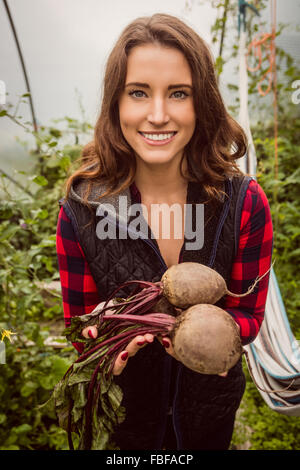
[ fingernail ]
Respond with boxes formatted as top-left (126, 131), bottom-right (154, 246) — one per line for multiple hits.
top-left (137, 341), bottom-right (145, 346)
top-left (121, 351), bottom-right (129, 361)
top-left (88, 329), bottom-right (95, 339)
top-left (162, 339), bottom-right (170, 349)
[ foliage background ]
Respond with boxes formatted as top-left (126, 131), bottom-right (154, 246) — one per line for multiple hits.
top-left (0, 0), bottom-right (299, 450)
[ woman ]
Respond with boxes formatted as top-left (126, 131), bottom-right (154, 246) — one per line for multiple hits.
top-left (56, 13), bottom-right (273, 450)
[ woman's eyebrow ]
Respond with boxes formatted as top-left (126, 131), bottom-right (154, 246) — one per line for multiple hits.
top-left (125, 82), bottom-right (193, 90)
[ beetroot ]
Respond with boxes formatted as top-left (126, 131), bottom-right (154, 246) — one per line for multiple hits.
top-left (171, 304), bottom-right (243, 374)
top-left (161, 262), bottom-right (271, 308)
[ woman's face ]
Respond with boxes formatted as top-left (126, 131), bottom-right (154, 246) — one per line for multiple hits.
top-left (118, 44), bottom-right (196, 169)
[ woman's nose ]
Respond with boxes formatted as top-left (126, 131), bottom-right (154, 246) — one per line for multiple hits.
top-left (147, 98), bottom-right (170, 126)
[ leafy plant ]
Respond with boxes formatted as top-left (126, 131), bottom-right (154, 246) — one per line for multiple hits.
top-left (0, 95), bottom-right (92, 449)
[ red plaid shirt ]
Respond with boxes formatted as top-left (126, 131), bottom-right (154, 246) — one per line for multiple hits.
top-left (56, 179), bottom-right (273, 351)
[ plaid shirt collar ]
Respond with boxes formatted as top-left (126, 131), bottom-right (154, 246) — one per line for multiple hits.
top-left (129, 182), bottom-right (141, 204)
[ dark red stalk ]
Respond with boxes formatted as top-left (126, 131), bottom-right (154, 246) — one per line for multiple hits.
top-left (103, 288), bottom-right (157, 311)
top-left (118, 292), bottom-right (162, 316)
top-left (102, 312), bottom-right (175, 328)
top-left (67, 399), bottom-right (75, 451)
top-left (84, 360), bottom-right (103, 449)
top-left (97, 288), bottom-right (162, 324)
top-left (103, 280), bottom-right (161, 308)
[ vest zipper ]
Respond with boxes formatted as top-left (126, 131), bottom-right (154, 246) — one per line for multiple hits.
top-left (110, 212), bottom-right (168, 272)
top-left (172, 365), bottom-right (182, 449)
top-left (142, 238), bottom-right (168, 271)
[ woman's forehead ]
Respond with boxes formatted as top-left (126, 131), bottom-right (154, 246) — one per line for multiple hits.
top-left (125, 44), bottom-right (192, 85)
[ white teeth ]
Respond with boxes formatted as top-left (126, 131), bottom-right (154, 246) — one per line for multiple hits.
top-left (141, 132), bottom-right (175, 141)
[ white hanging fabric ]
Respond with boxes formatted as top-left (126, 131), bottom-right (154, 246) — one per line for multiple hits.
top-left (237, 28), bottom-right (300, 416)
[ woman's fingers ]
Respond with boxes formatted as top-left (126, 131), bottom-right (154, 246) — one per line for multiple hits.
top-left (112, 350), bottom-right (130, 376)
top-left (218, 371), bottom-right (228, 377)
top-left (81, 300), bottom-right (116, 339)
top-left (160, 336), bottom-right (228, 376)
top-left (82, 325), bottom-right (98, 339)
top-left (112, 334), bottom-right (154, 376)
top-left (159, 336), bottom-right (180, 361)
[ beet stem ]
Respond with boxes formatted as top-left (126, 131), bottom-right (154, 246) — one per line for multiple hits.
top-left (67, 399), bottom-right (74, 451)
top-left (102, 312), bottom-right (174, 326)
top-left (103, 280), bottom-right (160, 308)
top-left (84, 361), bottom-right (102, 450)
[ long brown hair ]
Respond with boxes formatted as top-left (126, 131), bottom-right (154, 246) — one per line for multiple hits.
top-left (65, 13), bottom-right (247, 204)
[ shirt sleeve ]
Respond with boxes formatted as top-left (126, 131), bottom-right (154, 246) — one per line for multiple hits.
top-left (224, 179), bottom-right (273, 345)
top-left (56, 204), bottom-right (102, 353)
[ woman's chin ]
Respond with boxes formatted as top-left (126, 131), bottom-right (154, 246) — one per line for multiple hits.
top-left (135, 151), bottom-right (183, 168)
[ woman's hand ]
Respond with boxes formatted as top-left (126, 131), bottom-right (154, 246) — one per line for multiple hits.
top-left (81, 300), bottom-right (155, 376)
top-left (111, 333), bottom-right (154, 375)
top-left (81, 300), bottom-right (116, 340)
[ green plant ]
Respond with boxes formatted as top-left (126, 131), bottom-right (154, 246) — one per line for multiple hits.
top-left (0, 335), bottom-right (77, 450)
top-left (0, 95), bottom-right (92, 449)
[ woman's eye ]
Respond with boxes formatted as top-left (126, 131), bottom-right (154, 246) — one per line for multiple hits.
top-left (171, 90), bottom-right (188, 99)
top-left (129, 90), bottom-right (146, 98)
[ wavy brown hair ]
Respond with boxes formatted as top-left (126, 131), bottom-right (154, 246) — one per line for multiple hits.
top-left (65, 13), bottom-right (247, 204)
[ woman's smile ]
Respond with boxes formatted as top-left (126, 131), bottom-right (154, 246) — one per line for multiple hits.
top-left (138, 131), bottom-right (177, 145)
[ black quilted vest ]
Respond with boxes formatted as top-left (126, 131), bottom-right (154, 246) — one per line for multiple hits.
top-left (59, 174), bottom-right (252, 450)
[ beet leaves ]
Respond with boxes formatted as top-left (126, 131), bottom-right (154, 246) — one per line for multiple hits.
top-left (42, 282), bottom-right (176, 450)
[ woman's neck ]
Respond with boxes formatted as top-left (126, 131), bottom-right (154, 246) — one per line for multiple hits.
top-left (134, 159), bottom-right (189, 204)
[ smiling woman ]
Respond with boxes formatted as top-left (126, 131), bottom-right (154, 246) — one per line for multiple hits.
top-left (56, 13), bottom-right (273, 450)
